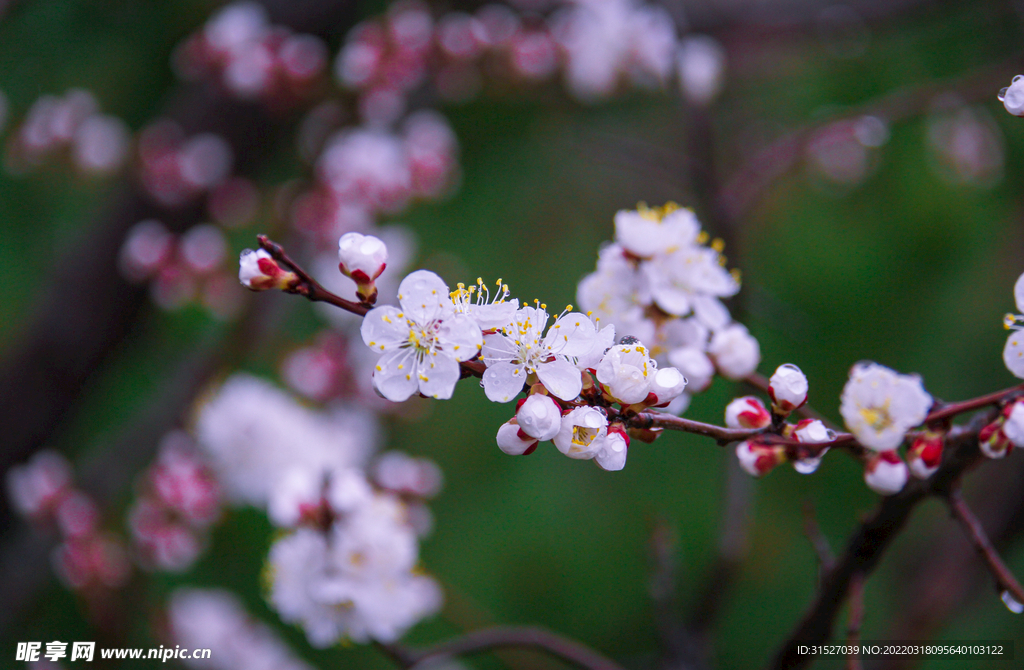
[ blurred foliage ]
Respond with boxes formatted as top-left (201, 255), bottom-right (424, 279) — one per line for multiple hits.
top-left (2, 0), bottom-right (1024, 668)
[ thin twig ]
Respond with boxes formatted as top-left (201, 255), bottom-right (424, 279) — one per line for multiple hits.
top-left (924, 383), bottom-right (1024, 424)
top-left (801, 500), bottom-right (835, 573)
top-left (946, 489), bottom-right (1024, 607)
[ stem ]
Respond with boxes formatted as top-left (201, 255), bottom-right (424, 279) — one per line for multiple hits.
top-left (946, 489), bottom-right (1024, 606)
top-left (846, 573), bottom-right (864, 670)
top-left (925, 383), bottom-right (1024, 424)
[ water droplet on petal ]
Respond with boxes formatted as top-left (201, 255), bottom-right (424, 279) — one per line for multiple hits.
top-left (1001, 590), bottom-right (1024, 614)
top-left (998, 87), bottom-right (1009, 102)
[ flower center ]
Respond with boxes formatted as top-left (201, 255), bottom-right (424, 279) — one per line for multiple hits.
top-left (572, 424), bottom-right (598, 447)
top-left (860, 405), bottom-right (893, 432)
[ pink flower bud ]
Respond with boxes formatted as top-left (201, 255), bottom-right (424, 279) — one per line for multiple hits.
top-left (864, 450), bottom-right (908, 495)
top-left (768, 363), bottom-right (808, 415)
top-left (724, 396), bottom-right (771, 430)
top-left (238, 248), bottom-right (298, 291)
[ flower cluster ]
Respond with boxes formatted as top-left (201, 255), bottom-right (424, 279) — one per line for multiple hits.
top-left (120, 220), bottom-right (243, 318)
top-left (168, 588), bottom-right (314, 670)
top-left (4, 88), bottom-right (129, 176)
top-left (1003, 271), bottom-right (1024, 379)
top-left (6, 451), bottom-right (131, 592)
top-left (173, 1), bottom-right (328, 104)
top-left (292, 113), bottom-right (459, 249)
top-left (266, 467), bottom-right (442, 646)
top-left (193, 373), bottom-right (441, 645)
top-left (128, 432), bottom-right (222, 572)
top-left (137, 120), bottom-right (234, 207)
top-left (578, 203), bottom-right (758, 406)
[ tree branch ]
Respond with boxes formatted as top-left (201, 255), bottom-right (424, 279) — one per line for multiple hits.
top-left (769, 410), bottom-right (995, 670)
top-left (945, 489), bottom-right (1024, 607)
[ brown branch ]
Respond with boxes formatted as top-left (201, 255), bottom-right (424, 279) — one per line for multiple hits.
top-left (801, 500), bottom-right (835, 574)
top-left (924, 383), bottom-right (1024, 424)
top-left (381, 626), bottom-right (626, 670)
top-left (945, 489), bottom-right (1024, 607)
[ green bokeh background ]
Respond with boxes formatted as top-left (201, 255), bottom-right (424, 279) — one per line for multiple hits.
top-left (2, 0), bottom-right (1023, 668)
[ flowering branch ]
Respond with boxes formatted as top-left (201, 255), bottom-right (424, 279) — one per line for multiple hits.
top-left (771, 410), bottom-right (995, 670)
top-left (925, 383), bottom-right (1024, 424)
top-left (945, 488), bottom-right (1024, 607)
top-left (380, 626), bottom-right (626, 670)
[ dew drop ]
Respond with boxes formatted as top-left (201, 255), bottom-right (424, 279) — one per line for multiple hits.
top-left (998, 87), bottom-right (1009, 102)
top-left (794, 457), bottom-right (822, 475)
top-left (1001, 590), bottom-right (1024, 614)
top-left (1014, 75), bottom-right (1023, 83)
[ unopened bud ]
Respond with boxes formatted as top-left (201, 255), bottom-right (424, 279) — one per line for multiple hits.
top-left (736, 439), bottom-right (786, 477)
top-left (338, 232), bottom-right (387, 304)
top-left (864, 450), bottom-right (908, 495)
top-left (516, 394), bottom-right (561, 441)
top-left (595, 423), bottom-right (629, 471)
top-left (647, 366), bottom-right (687, 406)
top-left (496, 419), bottom-right (538, 456)
top-left (238, 248), bottom-right (298, 291)
top-left (768, 363), bottom-right (808, 415)
top-left (1001, 399), bottom-right (1024, 448)
top-left (724, 396), bottom-right (771, 430)
top-left (907, 430), bottom-right (944, 479)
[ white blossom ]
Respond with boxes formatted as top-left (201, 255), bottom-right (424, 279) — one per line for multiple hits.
top-left (794, 419), bottom-right (832, 444)
top-left (708, 324), bottom-right (760, 380)
top-left (677, 35), bottom-right (726, 105)
top-left (1002, 272), bottom-right (1024, 379)
top-left (168, 588), bottom-right (314, 670)
top-left (361, 270), bottom-right (483, 401)
top-left (516, 394), bottom-right (562, 441)
top-left (1001, 75), bottom-right (1024, 116)
top-left (450, 278), bottom-right (519, 331)
top-left (596, 341), bottom-right (656, 404)
top-left (613, 206), bottom-right (698, 259)
top-left (195, 374), bottom-right (374, 506)
top-left (864, 451), bottom-right (908, 496)
top-left (667, 346), bottom-right (715, 393)
top-left (480, 305), bottom-right (595, 402)
top-left (553, 406), bottom-right (607, 459)
top-left (839, 362), bottom-right (932, 451)
top-left (595, 425), bottom-right (628, 471)
top-left (574, 322), bottom-right (616, 371)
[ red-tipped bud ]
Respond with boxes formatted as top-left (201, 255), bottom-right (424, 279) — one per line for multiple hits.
top-left (864, 450), bottom-right (908, 495)
top-left (238, 249), bottom-right (298, 291)
top-left (725, 396), bottom-right (771, 430)
top-left (907, 430), bottom-right (944, 479)
top-left (735, 439), bottom-right (786, 477)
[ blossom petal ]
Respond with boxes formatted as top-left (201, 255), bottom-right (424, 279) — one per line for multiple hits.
top-left (360, 306), bottom-right (408, 353)
top-left (438, 314), bottom-right (483, 362)
top-left (1005, 331), bottom-right (1024, 379)
top-left (481, 331), bottom-right (518, 364)
top-left (544, 312), bottom-right (597, 357)
top-left (373, 349), bottom-right (420, 401)
top-left (397, 270), bottom-right (451, 324)
top-left (537, 358), bottom-right (583, 401)
top-left (482, 362), bottom-right (527, 403)
top-left (417, 353), bottom-right (461, 400)
top-left (1016, 272), bottom-right (1024, 312)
